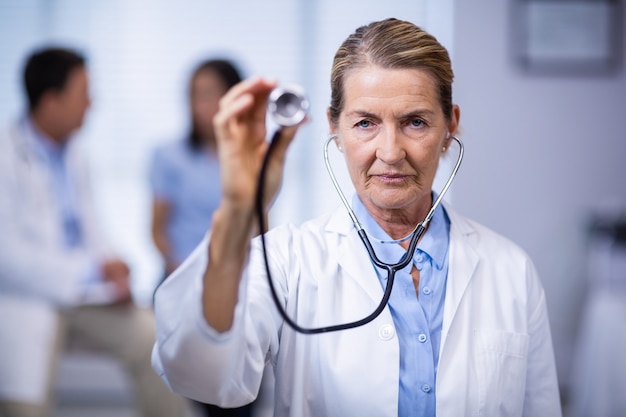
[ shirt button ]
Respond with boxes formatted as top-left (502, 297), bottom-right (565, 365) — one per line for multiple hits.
top-left (378, 324), bottom-right (395, 341)
top-left (418, 333), bottom-right (427, 343)
top-left (422, 384), bottom-right (432, 393)
top-left (422, 286), bottom-right (432, 295)
top-left (415, 253), bottom-right (424, 262)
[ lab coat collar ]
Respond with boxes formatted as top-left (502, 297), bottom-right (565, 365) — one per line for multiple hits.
top-left (21, 116), bottom-right (69, 162)
top-left (326, 206), bottom-right (387, 304)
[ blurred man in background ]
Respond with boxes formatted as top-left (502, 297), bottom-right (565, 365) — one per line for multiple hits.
top-left (0, 47), bottom-right (185, 417)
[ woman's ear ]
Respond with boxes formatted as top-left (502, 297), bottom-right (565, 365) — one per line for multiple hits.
top-left (326, 108), bottom-right (337, 135)
top-left (444, 104), bottom-right (461, 149)
top-left (327, 108), bottom-right (343, 152)
top-left (335, 137), bottom-right (343, 153)
top-left (449, 104), bottom-right (461, 137)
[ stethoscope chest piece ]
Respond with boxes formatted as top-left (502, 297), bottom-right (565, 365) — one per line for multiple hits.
top-left (268, 85), bottom-right (309, 127)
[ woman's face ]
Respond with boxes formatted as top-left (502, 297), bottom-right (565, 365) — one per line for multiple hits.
top-left (190, 69), bottom-right (228, 140)
top-left (330, 65), bottom-right (459, 221)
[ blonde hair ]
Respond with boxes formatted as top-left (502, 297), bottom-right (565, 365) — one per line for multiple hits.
top-left (329, 18), bottom-right (454, 125)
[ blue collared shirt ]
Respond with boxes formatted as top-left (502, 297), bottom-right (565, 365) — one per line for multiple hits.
top-left (353, 194), bottom-right (450, 417)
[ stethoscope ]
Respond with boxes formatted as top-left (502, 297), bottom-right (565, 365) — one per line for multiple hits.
top-left (256, 86), bottom-right (464, 334)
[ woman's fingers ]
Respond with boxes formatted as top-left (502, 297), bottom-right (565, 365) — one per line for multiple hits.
top-left (222, 76), bottom-right (276, 104)
top-left (213, 78), bottom-right (279, 158)
top-left (215, 77), bottom-right (276, 127)
top-left (212, 76), bottom-right (306, 212)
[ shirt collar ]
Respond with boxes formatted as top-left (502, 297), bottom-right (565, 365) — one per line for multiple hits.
top-left (21, 115), bottom-right (68, 163)
top-left (351, 193), bottom-right (450, 270)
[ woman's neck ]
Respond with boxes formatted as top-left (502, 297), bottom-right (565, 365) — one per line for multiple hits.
top-left (365, 197), bottom-right (432, 243)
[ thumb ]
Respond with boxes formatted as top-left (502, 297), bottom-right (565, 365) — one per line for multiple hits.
top-left (269, 119), bottom-right (306, 164)
top-left (257, 123), bottom-right (305, 211)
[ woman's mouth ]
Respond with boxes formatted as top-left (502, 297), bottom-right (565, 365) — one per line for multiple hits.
top-left (374, 174), bottom-right (409, 185)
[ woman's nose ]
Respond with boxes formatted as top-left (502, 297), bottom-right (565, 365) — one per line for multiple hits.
top-left (375, 128), bottom-right (405, 164)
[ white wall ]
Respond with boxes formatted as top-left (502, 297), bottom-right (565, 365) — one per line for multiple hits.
top-left (0, 0), bottom-right (453, 304)
top-left (452, 0), bottom-right (626, 398)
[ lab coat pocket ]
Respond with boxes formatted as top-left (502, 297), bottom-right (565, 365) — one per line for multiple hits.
top-left (474, 328), bottom-right (529, 417)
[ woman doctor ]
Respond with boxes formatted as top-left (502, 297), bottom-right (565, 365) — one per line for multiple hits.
top-left (152, 18), bottom-right (562, 417)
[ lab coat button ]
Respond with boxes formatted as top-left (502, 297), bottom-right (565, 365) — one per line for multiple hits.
top-left (379, 324), bottom-right (395, 340)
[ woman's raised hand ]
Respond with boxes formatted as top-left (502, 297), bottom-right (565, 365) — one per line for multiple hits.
top-left (204, 77), bottom-right (304, 331)
top-left (213, 77), bottom-right (303, 216)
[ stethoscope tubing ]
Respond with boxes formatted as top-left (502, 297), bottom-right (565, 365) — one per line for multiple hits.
top-left (255, 131), bottom-right (464, 334)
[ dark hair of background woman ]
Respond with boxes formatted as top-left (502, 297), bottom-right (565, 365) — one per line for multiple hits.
top-left (188, 59), bottom-right (242, 150)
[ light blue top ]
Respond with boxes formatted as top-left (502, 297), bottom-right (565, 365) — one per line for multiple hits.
top-left (353, 194), bottom-right (450, 417)
top-left (149, 140), bottom-right (221, 266)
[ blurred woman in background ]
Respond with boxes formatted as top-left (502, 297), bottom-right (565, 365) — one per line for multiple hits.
top-left (149, 58), bottom-right (253, 417)
top-left (150, 59), bottom-right (242, 277)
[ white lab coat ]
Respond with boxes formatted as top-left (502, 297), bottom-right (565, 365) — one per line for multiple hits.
top-left (152, 204), bottom-right (562, 417)
top-left (0, 124), bottom-right (111, 402)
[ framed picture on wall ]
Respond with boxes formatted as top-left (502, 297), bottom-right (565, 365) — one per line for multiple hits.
top-left (512, 0), bottom-right (623, 75)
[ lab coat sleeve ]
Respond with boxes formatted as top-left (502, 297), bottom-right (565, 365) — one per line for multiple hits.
top-left (523, 259), bottom-right (562, 417)
top-left (152, 232), bottom-right (283, 407)
top-left (0, 133), bottom-right (95, 306)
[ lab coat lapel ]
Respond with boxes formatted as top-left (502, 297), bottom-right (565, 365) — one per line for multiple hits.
top-left (327, 207), bottom-right (385, 303)
top-left (440, 205), bottom-right (479, 350)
